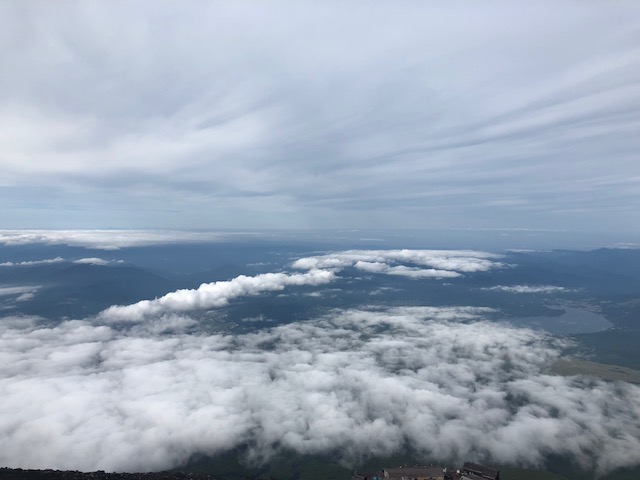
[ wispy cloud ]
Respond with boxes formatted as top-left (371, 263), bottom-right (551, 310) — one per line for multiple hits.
top-left (73, 257), bottom-right (123, 266)
top-left (0, 230), bottom-right (248, 249)
top-left (483, 285), bottom-right (569, 294)
top-left (0, 256), bottom-right (123, 267)
top-left (0, 257), bottom-right (65, 267)
top-left (0, 285), bottom-right (40, 297)
top-left (0, 285), bottom-right (40, 304)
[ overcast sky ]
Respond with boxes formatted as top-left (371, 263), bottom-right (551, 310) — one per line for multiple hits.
top-left (1, 1), bottom-right (639, 236)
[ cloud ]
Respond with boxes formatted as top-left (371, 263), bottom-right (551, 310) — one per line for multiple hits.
top-left (73, 257), bottom-right (123, 266)
top-left (0, 256), bottom-right (122, 267)
top-left (15, 292), bottom-right (35, 302)
top-left (0, 249), bottom-right (638, 475)
top-left (0, 286), bottom-right (39, 297)
top-left (0, 257), bottom-right (65, 267)
top-left (99, 269), bottom-right (336, 323)
top-left (355, 261), bottom-right (461, 279)
top-left (0, 230), bottom-right (250, 249)
top-left (484, 285), bottom-right (569, 294)
top-left (0, 285), bottom-right (40, 303)
top-left (293, 249), bottom-right (503, 278)
top-left (608, 243), bottom-right (640, 250)
top-left (0, 306), bottom-right (639, 474)
top-left (0, 2), bottom-right (639, 232)
top-left (73, 257), bottom-right (110, 265)
top-left (97, 248), bottom-right (499, 323)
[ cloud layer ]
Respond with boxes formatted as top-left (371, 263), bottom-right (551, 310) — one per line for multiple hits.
top-left (2, 249), bottom-right (639, 475)
top-left (1, 307), bottom-right (639, 474)
top-left (1, 2), bottom-right (639, 232)
top-left (99, 248), bottom-right (501, 322)
top-left (0, 255), bottom-right (121, 267)
top-left (0, 230), bottom-right (246, 249)
top-left (0, 257), bottom-right (65, 267)
top-left (292, 249), bottom-right (503, 278)
top-left (0, 286), bottom-right (38, 297)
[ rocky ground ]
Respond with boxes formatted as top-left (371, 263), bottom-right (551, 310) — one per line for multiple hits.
top-left (0, 469), bottom-right (217, 480)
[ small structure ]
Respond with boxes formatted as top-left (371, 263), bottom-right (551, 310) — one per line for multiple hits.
top-left (354, 461), bottom-right (498, 480)
top-left (459, 463), bottom-right (500, 480)
top-left (352, 471), bottom-right (384, 480)
top-left (383, 466), bottom-right (446, 480)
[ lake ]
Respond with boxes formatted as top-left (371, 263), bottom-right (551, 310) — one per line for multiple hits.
top-left (509, 306), bottom-right (614, 334)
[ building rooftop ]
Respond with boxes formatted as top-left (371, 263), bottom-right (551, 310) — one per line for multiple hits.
top-left (461, 462), bottom-right (499, 480)
top-left (384, 466), bottom-right (445, 479)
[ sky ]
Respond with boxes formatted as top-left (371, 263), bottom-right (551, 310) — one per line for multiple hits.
top-left (1, 1), bottom-right (639, 236)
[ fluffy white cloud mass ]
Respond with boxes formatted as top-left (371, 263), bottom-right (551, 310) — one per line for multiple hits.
top-left (100, 249), bottom-right (500, 322)
top-left (99, 269), bottom-right (336, 322)
top-left (1, 251), bottom-right (638, 474)
top-left (485, 285), bottom-right (569, 294)
top-left (293, 249), bottom-right (503, 278)
top-left (1, 307), bottom-right (639, 474)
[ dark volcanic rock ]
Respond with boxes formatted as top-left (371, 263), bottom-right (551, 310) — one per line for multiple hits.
top-left (0, 468), bottom-right (217, 480)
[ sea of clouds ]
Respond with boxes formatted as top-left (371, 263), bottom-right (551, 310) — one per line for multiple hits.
top-left (1, 249), bottom-right (639, 474)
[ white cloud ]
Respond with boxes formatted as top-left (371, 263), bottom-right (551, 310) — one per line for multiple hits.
top-left (96, 248), bottom-right (500, 322)
top-left (73, 257), bottom-right (122, 266)
top-left (0, 286), bottom-right (39, 297)
top-left (385, 265), bottom-right (461, 279)
top-left (485, 285), bottom-right (569, 294)
top-left (0, 255), bottom-right (123, 267)
top-left (15, 293), bottom-right (35, 302)
top-left (0, 230), bottom-right (251, 249)
top-left (99, 269), bottom-right (336, 322)
top-left (0, 248), bottom-right (637, 475)
top-left (355, 261), bottom-right (461, 279)
top-left (0, 306), bottom-right (638, 474)
top-left (0, 286), bottom-right (40, 303)
top-left (293, 249), bottom-right (503, 278)
top-left (0, 257), bottom-right (65, 267)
